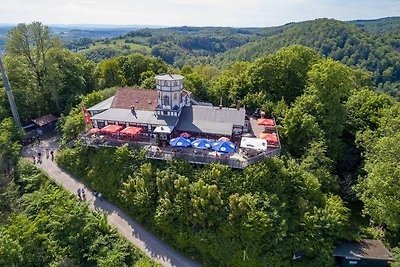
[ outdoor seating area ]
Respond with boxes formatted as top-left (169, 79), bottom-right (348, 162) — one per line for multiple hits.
top-left (81, 125), bottom-right (152, 148)
top-left (80, 114), bottom-right (281, 169)
top-left (145, 129), bottom-right (281, 169)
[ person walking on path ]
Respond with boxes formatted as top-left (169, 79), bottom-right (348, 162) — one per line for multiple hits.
top-left (77, 188), bottom-right (81, 200)
top-left (81, 188), bottom-right (86, 201)
top-left (45, 148), bottom-right (49, 159)
top-left (50, 150), bottom-right (54, 161)
top-left (32, 155), bottom-right (36, 164)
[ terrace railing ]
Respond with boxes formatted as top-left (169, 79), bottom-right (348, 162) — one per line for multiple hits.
top-left (80, 134), bottom-right (281, 169)
top-left (146, 148), bottom-right (281, 169)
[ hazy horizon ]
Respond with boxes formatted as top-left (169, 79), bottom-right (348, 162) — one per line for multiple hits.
top-left (0, 16), bottom-right (399, 30)
top-left (1, 0), bottom-right (400, 28)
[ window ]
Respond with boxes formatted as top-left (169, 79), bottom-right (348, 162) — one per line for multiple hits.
top-left (173, 93), bottom-right (178, 100)
top-left (97, 121), bottom-right (105, 128)
top-left (158, 92), bottom-right (161, 99)
top-left (164, 80), bottom-right (168, 86)
top-left (163, 111), bottom-right (168, 115)
top-left (163, 95), bottom-right (169, 106)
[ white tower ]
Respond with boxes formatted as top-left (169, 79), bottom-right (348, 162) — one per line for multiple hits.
top-left (155, 74), bottom-right (186, 117)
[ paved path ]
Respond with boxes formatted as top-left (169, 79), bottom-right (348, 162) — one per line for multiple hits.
top-left (22, 137), bottom-right (201, 267)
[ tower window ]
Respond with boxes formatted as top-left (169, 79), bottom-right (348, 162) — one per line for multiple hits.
top-left (163, 95), bottom-right (169, 106)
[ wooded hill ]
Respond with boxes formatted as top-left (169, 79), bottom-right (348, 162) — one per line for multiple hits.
top-left (215, 18), bottom-right (400, 98)
top-left (70, 17), bottom-right (400, 99)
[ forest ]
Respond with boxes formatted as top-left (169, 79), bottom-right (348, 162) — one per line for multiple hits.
top-left (0, 120), bottom-right (156, 266)
top-left (63, 17), bottom-right (400, 99)
top-left (0, 20), bottom-right (399, 266)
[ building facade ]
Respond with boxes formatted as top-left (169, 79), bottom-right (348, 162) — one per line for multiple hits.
top-left (88, 74), bottom-right (247, 142)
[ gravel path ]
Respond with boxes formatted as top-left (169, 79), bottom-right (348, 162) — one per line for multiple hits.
top-left (22, 136), bottom-right (201, 267)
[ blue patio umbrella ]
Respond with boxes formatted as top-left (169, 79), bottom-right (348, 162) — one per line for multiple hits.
top-left (212, 141), bottom-right (236, 153)
top-left (169, 137), bottom-right (192, 147)
top-left (191, 138), bottom-right (213, 149)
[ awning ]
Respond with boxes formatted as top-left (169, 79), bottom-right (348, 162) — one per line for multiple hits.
top-left (180, 132), bottom-right (191, 138)
top-left (154, 125), bottom-right (174, 134)
top-left (100, 124), bottom-right (123, 134)
top-left (89, 128), bottom-right (100, 134)
top-left (240, 137), bottom-right (267, 151)
top-left (120, 126), bottom-right (143, 136)
top-left (259, 133), bottom-right (278, 143)
top-left (258, 118), bottom-right (275, 126)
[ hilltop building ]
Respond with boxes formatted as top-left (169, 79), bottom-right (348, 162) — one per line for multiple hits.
top-left (88, 74), bottom-right (247, 142)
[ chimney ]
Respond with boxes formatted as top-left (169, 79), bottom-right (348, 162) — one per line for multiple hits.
top-left (236, 100), bottom-right (240, 110)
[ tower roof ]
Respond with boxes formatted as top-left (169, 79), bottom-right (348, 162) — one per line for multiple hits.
top-left (155, 74), bottom-right (184, 80)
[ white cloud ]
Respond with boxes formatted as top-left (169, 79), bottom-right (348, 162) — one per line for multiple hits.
top-left (0, 0), bottom-right (399, 26)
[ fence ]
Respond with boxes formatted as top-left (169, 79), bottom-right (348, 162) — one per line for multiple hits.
top-left (146, 148), bottom-right (281, 169)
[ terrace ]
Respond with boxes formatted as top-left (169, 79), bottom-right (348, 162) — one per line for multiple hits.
top-left (79, 117), bottom-right (281, 169)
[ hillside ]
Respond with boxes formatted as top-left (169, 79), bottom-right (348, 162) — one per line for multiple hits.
top-left (215, 18), bottom-right (400, 98)
top-left (77, 26), bottom-right (269, 65)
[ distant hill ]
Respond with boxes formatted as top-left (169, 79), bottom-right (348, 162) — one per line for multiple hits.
top-left (0, 25), bottom-right (138, 53)
top-left (349, 17), bottom-right (400, 35)
top-left (2, 18), bottom-right (400, 98)
top-left (214, 18), bottom-right (400, 98)
top-left (78, 26), bottom-right (269, 64)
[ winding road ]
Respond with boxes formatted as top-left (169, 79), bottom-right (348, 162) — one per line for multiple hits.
top-left (22, 136), bottom-right (201, 267)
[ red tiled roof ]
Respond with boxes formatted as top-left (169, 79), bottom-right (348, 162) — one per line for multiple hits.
top-left (111, 88), bottom-right (158, 111)
top-left (32, 114), bottom-right (58, 127)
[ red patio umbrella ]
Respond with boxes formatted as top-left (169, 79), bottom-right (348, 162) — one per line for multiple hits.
top-left (88, 127), bottom-right (100, 134)
top-left (259, 133), bottom-right (278, 143)
top-left (180, 132), bottom-right (191, 138)
top-left (100, 125), bottom-right (123, 134)
top-left (120, 126), bottom-right (143, 137)
top-left (258, 118), bottom-right (275, 126)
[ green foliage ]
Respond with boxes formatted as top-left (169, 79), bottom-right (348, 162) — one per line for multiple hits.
top-left (0, 118), bottom-right (22, 171)
top-left (59, 87), bottom-right (117, 143)
top-left (345, 88), bottom-right (395, 135)
top-left (249, 45), bottom-right (321, 104)
top-left (216, 18), bottom-right (400, 99)
top-left (4, 22), bottom-right (97, 121)
top-left (0, 160), bottom-right (157, 267)
top-left (356, 131), bottom-right (400, 229)
top-left (96, 58), bottom-right (126, 88)
top-left (58, 144), bottom-right (350, 266)
top-left (280, 58), bottom-right (364, 160)
top-left (210, 61), bottom-right (252, 105)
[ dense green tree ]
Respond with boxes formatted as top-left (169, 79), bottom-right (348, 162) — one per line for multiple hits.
top-left (345, 88), bottom-right (395, 135)
top-left (210, 61), bottom-right (252, 105)
top-left (122, 163), bottom-right (156, 222)
top-left (0, 118), bottom-right (22, 172)
top-left (140, 70), bottom-right (156, 89)
top-left (356, 132), bottom-right (400, 229)
top-left (0, 160), bottom-right (156, 267)
top-left (249, 45), bottom-right (321, 104)
top-left (58, 87), bottom-right (116, 143)
top-left (6, 22), bottom-right (62, 92)
top-left (96, 58), bottom-right (126, 88)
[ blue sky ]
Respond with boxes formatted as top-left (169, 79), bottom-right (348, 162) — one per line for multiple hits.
top-left (1, 0), bottom-right (399, 27)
